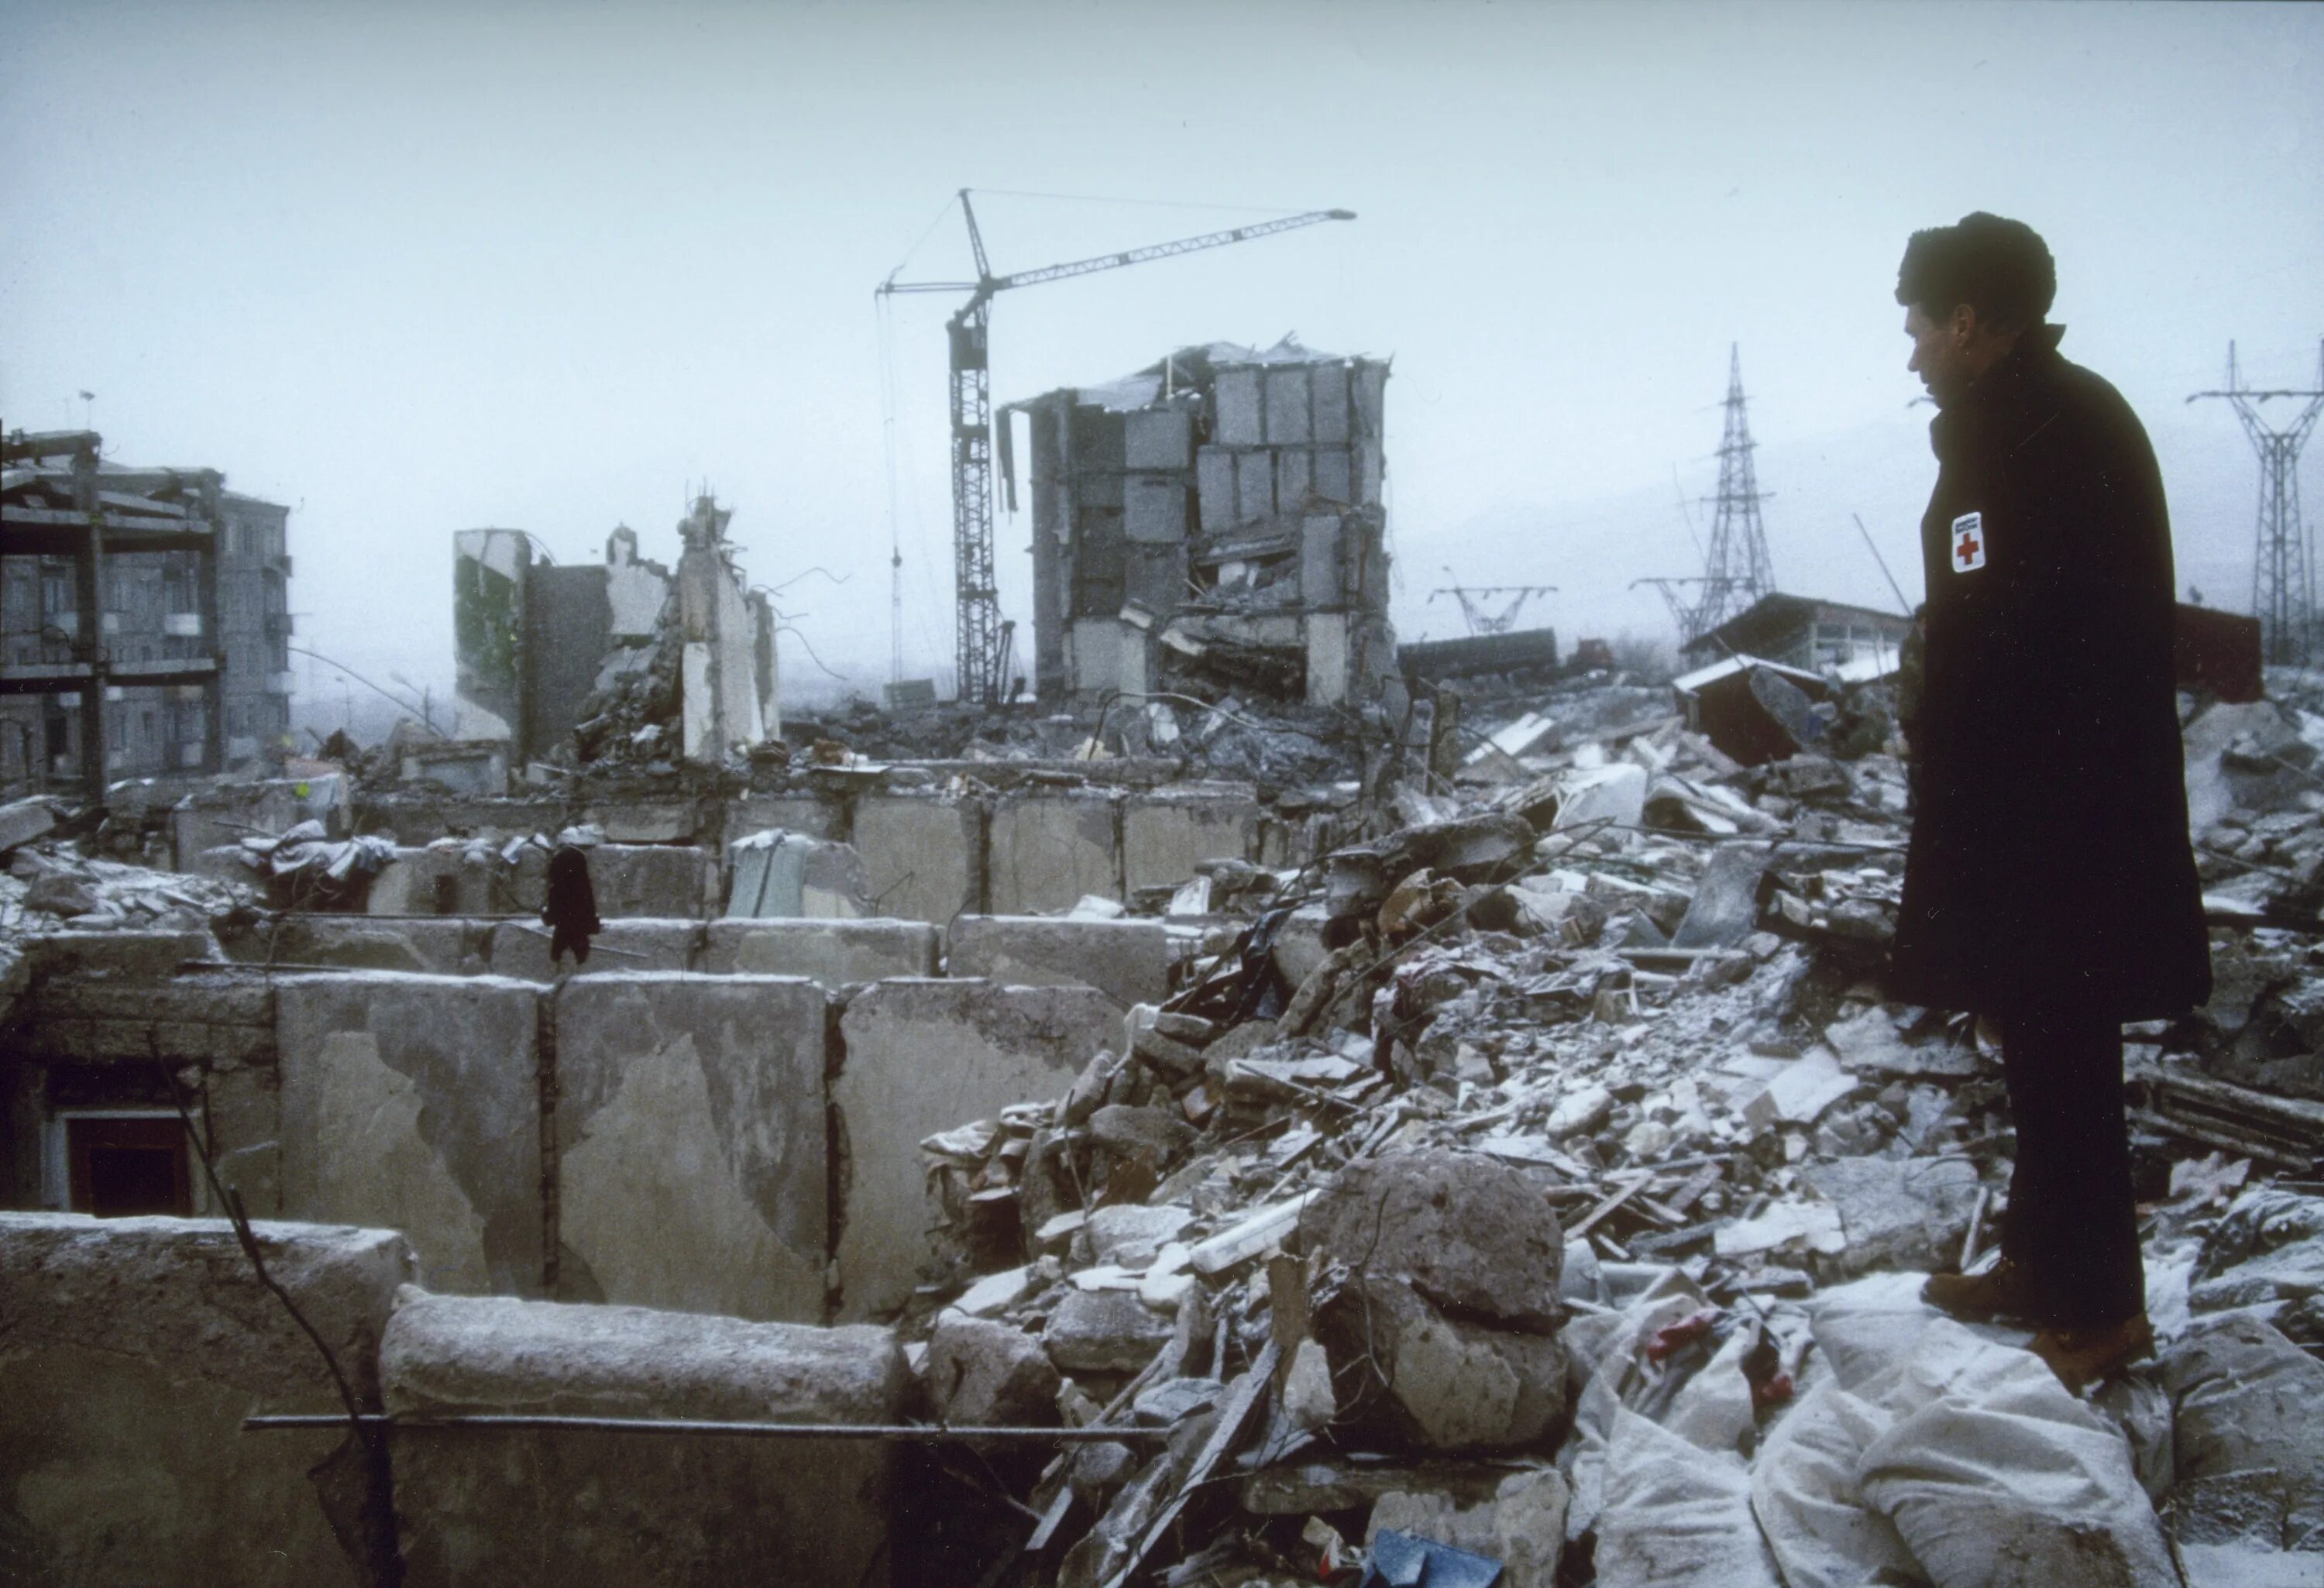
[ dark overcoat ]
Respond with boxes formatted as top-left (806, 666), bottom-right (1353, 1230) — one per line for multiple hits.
top-left (1888, 326), bottom-right (2212, 1019)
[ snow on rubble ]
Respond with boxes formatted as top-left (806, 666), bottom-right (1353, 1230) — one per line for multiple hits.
top-left (906, 669), bottom-right (2324, 1588)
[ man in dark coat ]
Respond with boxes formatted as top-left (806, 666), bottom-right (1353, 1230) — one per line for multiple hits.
top-left (1886, 213), bottom-right (2212, 1388)
top-left (542, 840), bottom-right (602, 968)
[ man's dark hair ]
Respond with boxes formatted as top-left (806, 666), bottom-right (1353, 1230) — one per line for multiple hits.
top-left (1896, 212), bottom-right (2057, 332)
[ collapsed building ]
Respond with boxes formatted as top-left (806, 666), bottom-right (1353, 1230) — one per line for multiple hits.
top-left (3, 613), bottom-right (2322, 1583)
top-left (1007, 338), bottom-right (1398, 709)
top-left (452, 493), bottom-right (778, 784)
top-left (2, 428), bottom-right (294, 791)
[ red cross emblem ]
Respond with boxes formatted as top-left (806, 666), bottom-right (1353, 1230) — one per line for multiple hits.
top-left (1951, 510), bottom-right (1986, 573)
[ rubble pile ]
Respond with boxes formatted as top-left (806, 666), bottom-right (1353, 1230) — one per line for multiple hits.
top-left (2, 796), bottom-right (250, 937)
top-left (902, 688), bottom-right (2324, 1586)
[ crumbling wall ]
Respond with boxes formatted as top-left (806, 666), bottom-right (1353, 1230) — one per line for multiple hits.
top-left (0, 1212), bottom-right (414, 1588)
top-left (1016, 338), bottom-right (1396, 708)
top-left (452, 529), bottom-right (530, 745)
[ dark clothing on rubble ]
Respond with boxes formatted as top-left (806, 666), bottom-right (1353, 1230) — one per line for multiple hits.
top-left (1890, 326), bottom-right (2209, 1332)
top-left (542, 843), bottom-right (602, 965)
top-left (1888, 325), bottom-right (2211, 1019)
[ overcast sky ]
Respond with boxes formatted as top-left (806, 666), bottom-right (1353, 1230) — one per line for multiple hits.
top-left (4, 1), bottom-right (2319, 712)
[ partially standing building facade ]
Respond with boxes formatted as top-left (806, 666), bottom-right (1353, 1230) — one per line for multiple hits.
top-left (1, 431), bottom-right (293, 794)
top-left (1006, 337), bottom-right (1398, 708)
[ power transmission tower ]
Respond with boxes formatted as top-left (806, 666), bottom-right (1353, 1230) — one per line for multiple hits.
top-left (1690, 344), bottom-right (1776, 639)
top-left (2190, 339), bottom-right (2324, 665)
top-left (1428, 569), bottom-right (1556, 635)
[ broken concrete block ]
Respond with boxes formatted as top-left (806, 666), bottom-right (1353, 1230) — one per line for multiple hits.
top-left (0, 795), bottom-right (57, 854)
top-left (1714, 1198), bottom-right (1848, 1259)
top-left (947, 914), bottom-right (1167, 1011)
top-left (1669, 841), bottom-right (1772, 950)
top-left (986, 790), bottom-right (1120, 913)
top-left (1088, 1103), bottom-right (1197, 1167)
top-left (699, 917), bottom-right (938, 981)
top-left (383, 1291), bottom-right (906, 1587)
top-left (1311, 1150), bottom-right (1569, 1452)
top-left (1133, 1375), bottom-right (1224, 1425)
top-left (1044, 1288), bottom-right (1177, 1373)
top-left (553, 974), bottom-right (829, 1322)
top-left (0, 1212), bottom-right (414, 1587)
top-left (833, 980), bottom-right (1116, 1320)
top-left (276, 973), bottom-right (545, 1295)
top-left (1800, 1157), bottom-right (1982, 1280)
top-left (1824, 1006), bottom-right (1978, 1078)
top-left (928, 1313), bottom-right (1061, 1427)
top-left (1081, 1204), bottom-right (1195, 1269)
top-left (1745, 1050), bottom-right (1861, 1128)
top-left (725, 828), bottom-right (872, 918)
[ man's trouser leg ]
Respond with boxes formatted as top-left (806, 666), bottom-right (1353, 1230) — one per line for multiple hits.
top-left (1996, 1000), bottom-right (2145, 1328)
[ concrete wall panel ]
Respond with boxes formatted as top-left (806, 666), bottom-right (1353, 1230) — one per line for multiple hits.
top-left (553, 974), bottom-right (828, 1323)
top-left (985, 789), bottom-right (1119, 914)
top-left (833, 981), bottom-right (1114, 1319)
top-left (0, 1213), bottom-right (413, 1588)
top-left (276, 974), bottom-right (545, 1295)
top-left (1122, 786), bottom-right (1261, 892)
top-left (852, 792), bottom-right (980, 925)
top-left (946, 915), bottom-right (1169, 1011)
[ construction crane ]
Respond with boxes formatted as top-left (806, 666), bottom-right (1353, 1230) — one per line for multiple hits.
top-left (876, 191), bottom-right (1355, 705)
top-left (1428, 569), bottom-right (1556, 635)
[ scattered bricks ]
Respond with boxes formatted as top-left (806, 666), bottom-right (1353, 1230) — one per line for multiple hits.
top-left (553, 974), bottom-right (829, 1323)
top-left (852, 791), bottom-right (982, 925)
top-left (698, 916), bottom-right (937, 981)
top-left (986, 789), bottom-right (1121, 913)
top-left (489, 917), bottom-right (702, 981)
top-left (0, 1212), bottom-right (414, 1588)
top-left (832, 981), bottom-right (1115, 1321)
top-left (383, 1291), bottom-right (907, 1588)
top-left (1122, 785), bottom-right (1259, 893)
top-left (948, 915), bottom-right (1170, 1012)
top-left (275, 973), bottom-right (545, 1294)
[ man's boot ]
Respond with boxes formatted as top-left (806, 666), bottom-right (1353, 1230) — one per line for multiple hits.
top-left (1921, 1259), bottom-right (2044, 1323)
top-left (2030, 1312), bottom-right (2154, 1393)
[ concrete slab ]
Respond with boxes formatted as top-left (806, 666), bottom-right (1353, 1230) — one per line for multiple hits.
top-left (725, 792), bottom-right (839, 850)
top-left (552, 974), bottom-right (829, 1322)
top-left (947, 915), bottom-right (1169, 1011)
top-left (0, 1212), bottom-right (413, 1588)
top-left (276, 973), bottom-right (545, 1295)
top-left (488, 917), bottom-right (701, 981)
top-left (222, 915), bottom-right (483, 974)
top-left (1122, 785), bottom-right (1260, 892)
top-left (852, 792), bottom-right (981, 925)
top-left (699, 917), bottom-right (939, 981)
top-left (383, 1291), bottom-right (906, 1588)
top-left (985, 789), bottom-right (1119, 913)
top-left (833, 981), bottom-right (1116, 1319)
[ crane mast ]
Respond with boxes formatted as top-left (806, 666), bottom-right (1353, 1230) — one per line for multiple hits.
top-left (879, 192), bottom-right (1354, 704)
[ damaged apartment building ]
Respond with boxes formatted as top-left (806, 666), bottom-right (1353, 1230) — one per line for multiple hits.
top-left (2, 429), bottom-right (294, 791)
top-left (1008, 337), bottom-right (1397, 708)
top-left (451, 493), bottom-right (779, 787)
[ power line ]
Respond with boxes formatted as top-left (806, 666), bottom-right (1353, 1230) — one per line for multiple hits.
top-left (2190, 339), bottom-right (2324, 665)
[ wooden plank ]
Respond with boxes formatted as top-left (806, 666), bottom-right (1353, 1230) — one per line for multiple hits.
top-left (1566, 1172), bottom-right (1656, 1240)
top-left (1102, 1342), bottom-right (1277, 1588)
